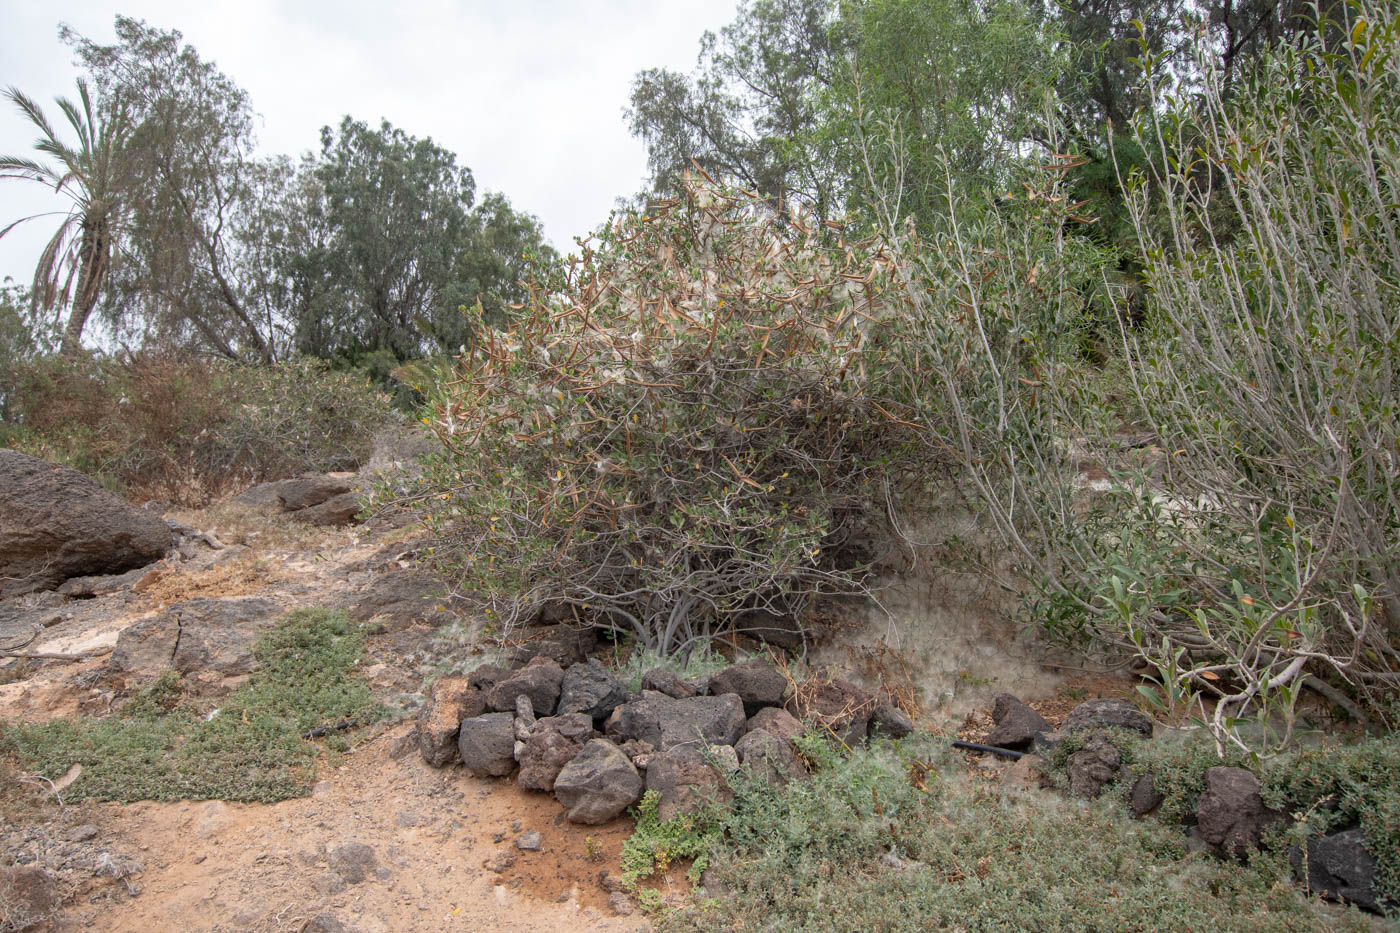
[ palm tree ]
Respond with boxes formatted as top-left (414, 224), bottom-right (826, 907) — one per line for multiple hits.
top-left (0, 80), bottom-right (131, 356)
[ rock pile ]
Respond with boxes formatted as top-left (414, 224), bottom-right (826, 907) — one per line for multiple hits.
top-left (415, 654), bottom-right (914, 826)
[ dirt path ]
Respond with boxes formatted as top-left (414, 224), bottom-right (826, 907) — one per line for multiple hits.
top-left (0, 499), bottom-right (648, 933)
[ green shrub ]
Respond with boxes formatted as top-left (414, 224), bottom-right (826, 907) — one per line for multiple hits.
top-left (4, 352), bottom-right (394, 503)
top-left (0, 609), bottom-right (380, 803)
top-left (415, 176), bottom-right (918, 652)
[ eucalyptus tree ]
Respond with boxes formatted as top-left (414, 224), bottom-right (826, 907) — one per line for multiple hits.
top-left (0, 80), bottom-right (132, 355)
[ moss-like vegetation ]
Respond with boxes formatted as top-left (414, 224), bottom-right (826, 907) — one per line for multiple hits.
top-left (0, 609), bottom-right (380, 803)
top-left (648, 735), bottom-right (1375, 932)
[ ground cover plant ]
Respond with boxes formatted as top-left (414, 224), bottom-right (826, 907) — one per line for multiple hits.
top-left (417, 175), bottom-right (919, 653)
top-left (1044, 728), bottom-right (1400, 911)
top-left (0, 609), bottom-right (380, 803)
top-left (641, 736), bottom-right (1375, 932)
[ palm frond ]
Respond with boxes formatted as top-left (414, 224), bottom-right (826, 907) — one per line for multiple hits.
top-left (0, 155), bottom-right (58, 184)
top-left (3, 87), bottom-right (61, 151)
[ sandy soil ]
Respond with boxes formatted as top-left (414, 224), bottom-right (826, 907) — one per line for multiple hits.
top-left (1, 501), bottom-right (649, 933)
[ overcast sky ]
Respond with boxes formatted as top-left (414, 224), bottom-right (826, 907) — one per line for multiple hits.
top-left (0, 0), bottom-right (738, 286)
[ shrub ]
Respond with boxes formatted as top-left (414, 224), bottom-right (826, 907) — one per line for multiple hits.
top-left (3, 352), bottom-right (394, 503)
top-left (416, 175), bottom-right (918, 652)
top-left (894, 0), bottom-right (1400, 753)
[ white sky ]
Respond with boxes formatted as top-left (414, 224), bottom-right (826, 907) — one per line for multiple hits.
top-left (0, 0), bottom-right (737, 286)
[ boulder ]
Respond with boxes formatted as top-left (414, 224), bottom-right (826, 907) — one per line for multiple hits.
top-left (486, 656), bottom-right (565, 715)
top-left (416, 676), bottom-right (485, 768)
top-left (557, 658), bottom-right (629, 720)
top-left (457, 712), bottom-right (518, 777)
top-left (1064, 698), bottom-right (1154, 738)
top-left (744, 707), bottom-right (805, 743)
top-left (1196, 767), bottom-right (1284, 859)
top-left (1066, 730), bottom-right (1123, 799)
top-left (1292, 827), bottom-right (1384, 915)
top-left (517, 712), bottom-right (595, 792)
top-left (645, 747), bottom-right (737, 821)
top-left (785, 677), bottom-right (876, 746)
top-left (983, 694), bottom-right (1051, 751)
top-left (553, 739), bottom-right (644, 824)
top-left (641, 668), bottom-right (697, 699)
top-left (294, 492), bottom-right (361, 527)
top-left (107, 597), bottom-right (280, 679)
top-left (346, 570), bottom-right (453, 631)
top-left (0, 450), bottom-right (172, 596)
top-left (871, 698), bottom-right (915, 739)
top-left (734, 729), bottom-right (805, 787)
top-left (708, 659), bottom-right (789, 716)
top-left (234, 474), bottom-right (350, 511)
top-left (606, 691), bottom-right (746, 752)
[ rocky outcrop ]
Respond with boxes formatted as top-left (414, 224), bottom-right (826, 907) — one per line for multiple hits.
top-left (0, 450), bottom-right (172, 596)
top-left (107, 597), bottom-right (280, 681)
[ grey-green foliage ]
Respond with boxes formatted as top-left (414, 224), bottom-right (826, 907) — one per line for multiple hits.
top-left (663, 736), bottom-right (1362, 932)
top-left (0, 609), bottom-right (380, 803)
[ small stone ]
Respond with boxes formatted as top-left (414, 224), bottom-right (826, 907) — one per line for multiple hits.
top-left (1066, 730), bottom-right (1122, 798)
top-left (983, 694), bottom-right (1051, 750)
top-left (870, 699), bottom-right (915, 739)
top-left (515, 831), bottom-right (543, 851)
top-left (608, 891), bottom-right (635, 916)
top-left (65, 823), bottom-right (100, 843)
top-left (328, 842), bottom-right (377, 884)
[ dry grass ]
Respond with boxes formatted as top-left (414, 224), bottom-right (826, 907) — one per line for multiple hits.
top-left (167, 501), bottom-right (340, 552)
top-left (133, 554), bottom-right (289, 608)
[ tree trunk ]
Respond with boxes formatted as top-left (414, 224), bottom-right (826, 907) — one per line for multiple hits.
top-left (60, 221), bottom-right (109, 357)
